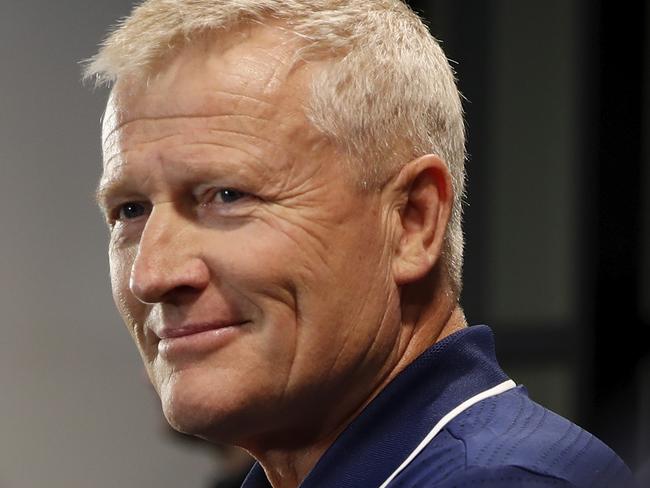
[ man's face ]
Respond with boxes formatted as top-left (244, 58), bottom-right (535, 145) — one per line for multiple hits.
top-left (99, 26), bottom-right (403, 445)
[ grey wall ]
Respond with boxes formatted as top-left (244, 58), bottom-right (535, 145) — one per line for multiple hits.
top-left (485, 0), bottom-right (580, 326)
top-left (0, 1), bottom-right (218, 487)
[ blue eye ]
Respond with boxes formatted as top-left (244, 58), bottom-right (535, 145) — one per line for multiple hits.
top-left (117, 202), bottom-right (148, 220)
top-left (215, 189), bottom-right (247, 203)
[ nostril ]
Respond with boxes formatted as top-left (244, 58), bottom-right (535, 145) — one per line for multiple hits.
top-left (161, 284), bottom-right (205, 305)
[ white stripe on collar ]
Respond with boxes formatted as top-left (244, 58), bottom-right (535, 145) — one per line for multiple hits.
top-left (378, 379), bottom-right (517, 488)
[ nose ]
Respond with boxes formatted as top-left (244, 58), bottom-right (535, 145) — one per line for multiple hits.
top-left (129, 206), bottom-right (210, 304)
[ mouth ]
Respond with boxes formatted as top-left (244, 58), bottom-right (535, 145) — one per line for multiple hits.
top-left (157, 321), bottom-right (247, 339)
top-left (155, 321), bottom-right (249, 359)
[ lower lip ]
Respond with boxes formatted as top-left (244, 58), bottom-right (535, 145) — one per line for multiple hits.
top-left (157, 325), bottom-right (244, 360)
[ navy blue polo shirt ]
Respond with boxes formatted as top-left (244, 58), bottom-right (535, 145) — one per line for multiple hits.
top-left (242, 325), bottom-right (635, 487)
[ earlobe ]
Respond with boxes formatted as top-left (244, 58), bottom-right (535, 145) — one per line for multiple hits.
top-left (390, 155), bottom-right (453, 285)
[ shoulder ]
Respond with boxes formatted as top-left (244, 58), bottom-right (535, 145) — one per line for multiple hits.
top-left (389, 387), bottom-right (636, 488)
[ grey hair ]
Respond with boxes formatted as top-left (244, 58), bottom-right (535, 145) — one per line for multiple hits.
top-left (84, 0), bottom-right (467, 295)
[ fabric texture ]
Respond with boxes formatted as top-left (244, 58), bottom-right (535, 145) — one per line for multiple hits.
top-left (241, 325), bottom-right (636, 488)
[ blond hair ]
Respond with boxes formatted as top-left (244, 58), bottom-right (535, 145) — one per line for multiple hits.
top-left (84, 0), bottom-right (467, 295)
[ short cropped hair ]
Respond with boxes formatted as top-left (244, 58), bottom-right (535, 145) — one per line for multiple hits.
top-left (84, 0), bottom-right (467, 295)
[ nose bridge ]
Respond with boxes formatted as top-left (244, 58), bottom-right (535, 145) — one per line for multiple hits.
top-left (130, 204), bottom-right (204, 303)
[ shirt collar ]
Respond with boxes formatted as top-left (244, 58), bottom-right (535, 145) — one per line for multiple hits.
top-left (242, 325), bottom-right (509, 488)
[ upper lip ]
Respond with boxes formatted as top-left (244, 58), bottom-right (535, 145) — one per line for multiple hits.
top-left (153, 320), bottom-right (247, 339)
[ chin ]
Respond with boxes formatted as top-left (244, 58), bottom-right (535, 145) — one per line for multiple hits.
top-left (158, 367), bottom-right (266, 443)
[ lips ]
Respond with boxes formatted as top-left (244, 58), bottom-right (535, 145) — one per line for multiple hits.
top-left (154, 320), bottom-right (249, 359)
top-left (156, 321), bottom-right (245, 339)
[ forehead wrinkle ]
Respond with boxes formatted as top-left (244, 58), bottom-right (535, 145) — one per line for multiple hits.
top-left (103, 107), bottom-right (310, 181)
top-left (243, 47), bottom-right (299, 96)
top-left (112, 119), bottom-right (289, 171)
top-left (100, 144), bottom-right (131, 175)
top-left (105, 113), bottom-right (285, 150)
top-left (102, 86), bottom-right (281, 145)
top-left (101, 108), bottom-right (294, 154)
top-left (162, 142), bottom-right (288, 183)
top-left (103, 113), bottom-right (271, 149)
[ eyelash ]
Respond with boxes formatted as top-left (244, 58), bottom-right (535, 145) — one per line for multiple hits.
top-left (204, 188), bottom-right (249, 205)
top-left (109, 201), bottom-right (151, 225)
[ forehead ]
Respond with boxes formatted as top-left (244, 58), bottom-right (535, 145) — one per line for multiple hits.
top-left (102, 23), bottom-right (317, 154)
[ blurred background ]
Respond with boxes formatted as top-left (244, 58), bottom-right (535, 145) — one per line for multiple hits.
top-left (0, 0), bottom-right (648, 486)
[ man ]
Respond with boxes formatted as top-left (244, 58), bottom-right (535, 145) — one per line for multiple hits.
top-left (86, 1), bottom-right (635, 486)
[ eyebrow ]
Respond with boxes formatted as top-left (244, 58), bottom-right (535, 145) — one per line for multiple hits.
top-left (93, 159), bottom-right (231, 210)
top-left (94, 146), bottom-right (273, 212)
top-left (95, 176), bottom-right (128, 211)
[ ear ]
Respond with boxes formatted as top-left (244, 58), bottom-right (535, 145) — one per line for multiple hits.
top-left (388, 154), bottom-right (453, 285)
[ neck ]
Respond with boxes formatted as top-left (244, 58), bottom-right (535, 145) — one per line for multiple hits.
top-left (246, 282), bottom-right (466, 488)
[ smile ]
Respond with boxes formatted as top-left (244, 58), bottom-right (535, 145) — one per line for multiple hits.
top-left (156, 321), bottom-right (249, 359)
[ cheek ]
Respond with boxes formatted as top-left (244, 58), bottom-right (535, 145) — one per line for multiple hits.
top-left (108, 242), bottom-right (133, 291)
top-left (109, 259), bottom-right (128, 307)
top-left (210, 221), bottom-right (319, 299)
top-left (108, 246), bottom-right (145, 334)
